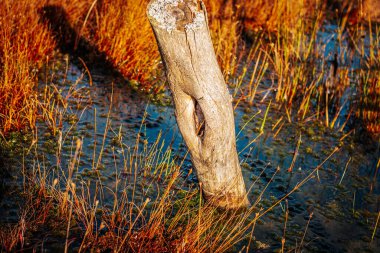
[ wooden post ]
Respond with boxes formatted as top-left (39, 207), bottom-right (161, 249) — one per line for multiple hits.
top-left (147, 0), bottom-right (249, 208)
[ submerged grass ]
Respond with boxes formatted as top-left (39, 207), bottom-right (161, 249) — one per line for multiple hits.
top-left (1, 0), bottom-right (380, 251)
top-left (0, 101), bottom-right (252, 251)
top-left (0, 0), bottom-right (247, 134)
top-left (0, 96), bottom-right (345, 252)
top-left (237, 0), bottom-right (380, 133)
top-left (1, 0), bottom-right (380, 134)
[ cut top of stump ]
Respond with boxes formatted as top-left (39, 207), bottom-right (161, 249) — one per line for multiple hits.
top-left (148, 0), bottom-right (205, 32)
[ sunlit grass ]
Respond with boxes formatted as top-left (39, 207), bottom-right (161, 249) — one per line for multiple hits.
top-left (0, 90), bottom-right (343, 251)
top-left (1, 0), bottom-right (380, 250)
top-left (0, 0), bottom-right (250, 134)
top-left (0, 0), bottom-right (55, 134)
top-left (0, 102), bottom-right (253, 251)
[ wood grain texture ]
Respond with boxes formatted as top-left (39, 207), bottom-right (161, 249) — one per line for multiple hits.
top-left (147, 0), bottom-right (249, 208)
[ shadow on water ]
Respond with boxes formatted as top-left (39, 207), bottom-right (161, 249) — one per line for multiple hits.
top-left (0, 139), bottom-right (25, 226)
top-left (37, 4), bottom-right (182, 173)
top-left (1, 4), bottom-right (373, 253)
top-left (37, 4), bottom-right (152, 119)
top-left (38, 4), bottom-right (113, 73)
top-left (38, 4), bottom-right (145, 94)
top-left (0, 143), bottom-right (7, 203)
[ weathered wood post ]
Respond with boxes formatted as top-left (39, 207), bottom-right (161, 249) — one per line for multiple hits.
top-left (147, 0), bottom-right (249, 208)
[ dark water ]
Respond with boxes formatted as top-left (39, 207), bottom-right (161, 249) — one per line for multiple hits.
top-left (234, 23), bottom-right (380, 252)
top-left (1, 24), bottom-right (380, 252)
top-left (29, 55), bottom-right (378, 252)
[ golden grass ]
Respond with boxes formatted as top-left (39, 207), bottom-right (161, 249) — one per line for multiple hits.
top-left (358, 69), bottom-right (380, 133)
top-left (93, 0), bottom-right (161, 91)
top-left (0, 92), bottom-right (341, 251)
top-left (0, 0), bottom-right (249, 134)
top-left (0, 0), bottom-right (55, 134)
top-left (0, 111), bottom-right (256, 252)
top-left (2, 0), bottom-right (379, 135)
top-left (0, 122), bottom-right (342, 251)
top-left (2, 0), bottom-right (380, 251)
top-left (92, 0), bottom-right (245, 88)
top-left (239, 0), bottom-right (325, 32)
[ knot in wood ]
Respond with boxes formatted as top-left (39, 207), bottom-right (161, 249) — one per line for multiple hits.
top-left (169, 0), bottom-right (199, 31)
top-left (148, 0), bottom-right (203, 32)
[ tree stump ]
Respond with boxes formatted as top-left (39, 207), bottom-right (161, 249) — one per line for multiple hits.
top-left (147, 0), bottom-right (249, 208)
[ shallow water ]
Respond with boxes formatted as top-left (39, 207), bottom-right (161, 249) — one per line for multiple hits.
top-left (27, 55), bottom-right (379, 252)
top-left (1, 23), bottom-right (380, 252)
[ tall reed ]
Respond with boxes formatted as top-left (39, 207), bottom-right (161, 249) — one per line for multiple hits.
top-left (0, 0), bottom-right (55, 134)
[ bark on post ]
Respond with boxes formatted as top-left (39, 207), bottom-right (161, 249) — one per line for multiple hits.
top-left (147, 0), bottom-right (249, 208)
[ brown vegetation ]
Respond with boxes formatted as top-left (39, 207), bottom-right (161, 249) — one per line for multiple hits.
top-left (239, 0), bottom-right (325, 32)
top-left (0, 1), bottom-right (54, 134)
top-left (1, 0), bottom-right (380, 251)
top-left (2, 0), bottom-right (379, 134)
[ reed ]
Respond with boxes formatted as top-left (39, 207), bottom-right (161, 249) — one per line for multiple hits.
top-left (0, 0), bottom-right (251, 136)
top-left (1, 115), bottom-right (338, 252)
top-left (358, 68), bottom-right (380, 133)
top-left (240, 0), bottom-right (325, 32)
top-left (0, 0), bottom-right (55, 134)
top-left (93, 0), bottom-right (161, 92)
top-left (0, 115), bottom-right (248, 252)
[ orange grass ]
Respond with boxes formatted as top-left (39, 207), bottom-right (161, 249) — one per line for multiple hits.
top-left (0, 119), bottom-right (255, 252)
top-left (0, 102), bottom-right (338, 251)
top-left (0, 0), bottom-right (55, 134)
top-left (239, 0), bottom-right (325, 32)
top-left (0, 0), bottom-right (248, 134)
top-left (2, 0), bottom-right (379, 135)
top-left (93, 0), bottom-right (161, 92)
top-left (93, 0), bottom-right (245, 88)
top-left (358, 69), bottom-right (380, 133)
